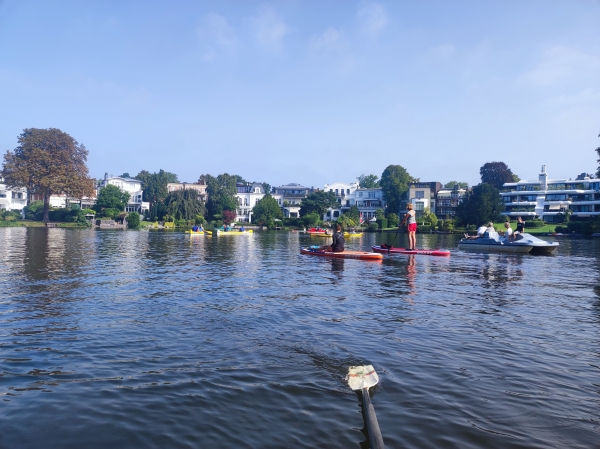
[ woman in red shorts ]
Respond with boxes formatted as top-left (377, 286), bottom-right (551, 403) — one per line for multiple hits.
top-left (400, 203), bottom-right (417, 250)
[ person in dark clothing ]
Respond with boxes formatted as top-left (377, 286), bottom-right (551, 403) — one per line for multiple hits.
top-left (516, 216), bottom-right (525, 234)
top-left (321, 224), bottom-right (345, 252)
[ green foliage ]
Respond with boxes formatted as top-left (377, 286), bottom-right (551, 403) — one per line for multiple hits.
top-left (82, 208), bottom-right (95, 215)
top-left (455, 183), bottom-right (504, 226)
top-left (420, 207), bottom-right (438, 227)
top-left (127, 211), bottom-right (140, 228)
top-left (48, 208), bottom-right (87, 223)
top-left (367, 222), bottom-right (379, 232)
top-left (524, 219), bottom-right (545, 228)
top-left (596, 145), bottom-right (600, 178)
top-left (442, 218), bottom-right (455, 232)
top-left (357, 173), bottom-right (379, 188)
top-left (23, 200), bottom-right (44, 220)
top-left (95, 184), bottom-right (130, 212)
top-left (345, 205), bottom-right (360, 222)
top-left (1, 209), bottom-right (22, 221)
top-left (376, 217), bottom-right (388, 229)
top-left (148, 202), bottom-right (167, 221)
top-left (141, 169), bottom-right (179, 205)
top-left (480, 162), bottom-right (516, 189)
top-left (204, 173), bottom-right (238, 219)
top-left (119, 173), bottom-right (131, 178)
top-left (253, 194), bottom-right (283, 225)
top-left (299, 191), bottom-right (337, 217)
top-left (380, 165), bottom-right (413, 214)
top-left (100, 208), bottom-right (121, 219)
top-left (223, 210), bottom-right (236, 225)
top-left (164, 189), bottom-right (206, 220)
top-left (337, 214), bottom-right (357, 228)
top-left (375, 208), bottom-right (385, 220)
top-left (444, 181), bottom-right (469, 189)
top-left (386, 213), bottom-right (399, 227)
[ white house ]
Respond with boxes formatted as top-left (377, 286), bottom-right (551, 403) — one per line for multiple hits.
top-left (500, 166), bottom-right (600, 222)
top-left (99, 173), bottom-right (149, 213)
top-left (352, 188), bottom-right (386, 222)
top-left (235, 182), bottom-right (266, 223)
top-left (272, 183), bottom-right (312, 218)
top-left (322, 182), bottom-right (360, 221)
top-left (0, 176), bottom-right (27, 212)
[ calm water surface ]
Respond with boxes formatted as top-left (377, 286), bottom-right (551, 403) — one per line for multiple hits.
top-left (0, 228), bottom-right (598, 448)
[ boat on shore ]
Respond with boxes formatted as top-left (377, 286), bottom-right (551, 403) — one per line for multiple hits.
top-left (372, 245), bottom-right (450, 256)
top-left (300, 247), bottom-right (383, 261)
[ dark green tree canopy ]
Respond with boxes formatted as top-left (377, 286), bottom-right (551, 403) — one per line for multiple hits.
top-left (95, 184), bottom-right (131, 211)
top-left (344, 205), bottom-right (360, 223)
top-left (455, 183), bottom-right (505, 226)
top-left (444, 181), bottom-right (469, 189)
top-left (480, 162), bottom-right (516, 189)
top-left (357, 173), bottom-right (380, 188)
top-left (141, 169), bottom-right (179, 205)
top-left (379, 164), bottom-right (413, 214)
top-left (2, 128), bottom-right (96, 222)
top-left (119, 172), bottom-right (131, 178)
top-left (252, 194), bottom-right (283, 225)
top-left (204, 173), bottom-right (238, 219)
top-left (300, 190), bottom-right (337, 217)
top-left (164, 189), bottom-right (206, 220)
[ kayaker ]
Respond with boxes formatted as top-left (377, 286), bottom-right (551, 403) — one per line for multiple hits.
top-left (321, 224), bottom-right (345, 252)
top-left (240, 225), bottom-right (245, 232)
top-left (192, 225), bottom-right (199, 232)
top-left (199, 224), bottom-right (204, 232)
top-left (400, 203), bottom-right (417, 250)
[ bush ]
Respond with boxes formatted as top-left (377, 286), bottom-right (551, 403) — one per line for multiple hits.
top-left (555, 225), bottom-right (567, 233)
top-left (367, 222), bottom-right (379, 232)
top-left (525, 220), bottom-right (545, 228)
top-left (386, 213), bottom-right (399, 227)
top-left (128, 212), bottom-right (140, 228)
top-left (376, 218), bottom-right (388, 229)
top-left (23, 201), bottom-right (44, 221)
top-left (418, 224), bottom-right (433, 233)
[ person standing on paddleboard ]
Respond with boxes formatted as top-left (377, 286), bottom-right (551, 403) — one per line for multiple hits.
top-left (400, 203), bottom-right (417, 250)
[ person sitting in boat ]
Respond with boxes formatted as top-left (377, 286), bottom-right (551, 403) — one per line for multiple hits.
top-left (321, 224), bottom-right (345, 253)
top-left (500, 222), bottom-right (514, 242)
top-left (240, 225), bottom-right (245, 232)
top-left (516, 216), bottom-right (525, 235)
top-left (486, 222), bottom-right (495, 232)
top-left (192, 225), bottom-right (199, 232)
top-left (463, 224), bottom-right (488, 240)
top-left (198, 224), bottom-right (204, 232)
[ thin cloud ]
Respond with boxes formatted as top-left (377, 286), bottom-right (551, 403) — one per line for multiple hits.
top-left (309, 27), bottom-right (356, 73)
top-left (310, 27), bottom-right (344, 52)
top-left (198, 13), bottom-right (238, 61)
top-left (250, 7), bottom-right (289, 52)
top-left (520, 46), bottom-right (600, 87)
top-left (356, 2), bottom-right (388, 36)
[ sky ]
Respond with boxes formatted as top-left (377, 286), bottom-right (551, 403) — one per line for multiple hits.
top-left (1, 0), bottom-right (599, 188)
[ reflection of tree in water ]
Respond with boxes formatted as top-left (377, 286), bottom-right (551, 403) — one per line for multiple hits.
top-left (406, 256), bottom-right (416, 302)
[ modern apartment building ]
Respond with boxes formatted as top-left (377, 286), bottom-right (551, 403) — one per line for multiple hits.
top-left (403, 182), bottom-right (443, 217)
top-left (500, 166), bottom-right (600, 222)
top-left (435, 185), bottom-right (467, 218)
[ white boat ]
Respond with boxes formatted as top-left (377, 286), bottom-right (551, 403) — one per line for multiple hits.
top-left (458, 231), bottom-right (534, 253)
top-left (516, 233), bottom-right (559, 254)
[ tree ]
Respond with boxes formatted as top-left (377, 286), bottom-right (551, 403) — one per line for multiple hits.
top-left (480, 162), bottom-right (516, 189)
top-left (337, 214), bottom-right (356, 228)
top-left (142, 169), bottom-right (179, 206)
top-left (444, 181), bottom-right (469, 189)
top-left (379, 164), bottom-right (413, 214)
top-left (299, 190), bottom-right (337, 217)
top-left (204, 173), bottom-right (238, 219)
top-left (252, 194), bottom-right (283, 225)
top-left (455, 183), bottom-right (505, 226)
top-left (357, 173), bottom-right (380, 188)
top-left (135, 170), bottom-right (152, 185)
top-left (95, 184), bottom-right (130, 212)
top-left (127, 211), bottom-right (140, 228)
top-left (2, 128), bottom-right (95, 222)
top-left (421, 207), bottom-right (438, 227)
top-left (120, 173), bottom-right (131, 178)
top-left (345, 205), bottom-right (360, 223)
top-left (223, 210), bottom-right (237, 225)
top-left (164, 189), bottom-right (206, 220)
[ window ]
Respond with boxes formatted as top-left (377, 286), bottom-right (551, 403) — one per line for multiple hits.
top-left (546, 194), bottom-right (566, 201)
top-left (358, 192), bottom-right (363, 197)
top-left (333, 211), bottom-right (340, 218)
top-left (415, 191), bottom-right (424, 199)
top-left (335, 189), bottom-right (338, 195)
top-left (346, 189), bottom-right (350, 194)
top-left (415, 202), bottom-right (424, 211)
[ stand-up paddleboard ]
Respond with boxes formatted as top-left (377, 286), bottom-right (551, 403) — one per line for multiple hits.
top-left (372, 245), bottom-right (450, 257)
top-left (301, 247), bottom-right (383, 261)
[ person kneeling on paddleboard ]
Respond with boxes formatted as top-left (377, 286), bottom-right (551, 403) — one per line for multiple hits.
top-left (321, 224), bottom-right (345, 253)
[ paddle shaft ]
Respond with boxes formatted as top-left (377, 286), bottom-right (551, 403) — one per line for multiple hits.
top-left (362, 387), bottom-right (385, 449)
top-left (389, 224), bottom-right (403, 250)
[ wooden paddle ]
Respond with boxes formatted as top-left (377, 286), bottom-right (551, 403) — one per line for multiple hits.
top-left (347, 365), bottom-right (385, 449)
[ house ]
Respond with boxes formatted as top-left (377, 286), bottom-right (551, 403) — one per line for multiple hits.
top-left (99, 173), bottom-right (149, 213)
top-left (0, 176), bottom-right (27, 212)
top-left (353, 188), bottom-right (386, 222)
top-left (500, 166), bottom-right (600, 222)
top-left (272, 183), bottom-right (313, 218)
top-left (403, 182), bottom-right (443, 217)
top-left (322, 182), bottom-right (360, 221)
top-left (167, 182), bottom-right (207, 202)
top-left (235, 182), bottom-right (266, 223)
top-left (435, 184), bottom-right (467, 218)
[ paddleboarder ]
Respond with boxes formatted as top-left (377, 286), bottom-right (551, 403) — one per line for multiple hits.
top-left (400, 203), bottom-right (417, 250)
top-left (321, 224), bottom-right (345, 253)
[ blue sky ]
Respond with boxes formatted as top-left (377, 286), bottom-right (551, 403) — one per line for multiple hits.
top-left (1, 1), bottom-right (599, 188)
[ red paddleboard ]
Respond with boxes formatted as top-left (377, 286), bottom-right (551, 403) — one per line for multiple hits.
top-left (301, 248), bottom-right (383, 261)
top-left (372, 245), bottom-right (450, 257)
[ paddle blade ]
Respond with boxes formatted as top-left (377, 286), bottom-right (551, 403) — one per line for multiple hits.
top-left (347, 365), bottom-right (379, 390)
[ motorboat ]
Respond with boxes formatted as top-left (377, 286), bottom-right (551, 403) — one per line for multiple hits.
top-left (458, 231), bottom-right (534, 253)
top-left (516, 233), bottom-right (559, 254)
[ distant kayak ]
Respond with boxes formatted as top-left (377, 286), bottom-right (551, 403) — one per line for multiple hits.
top-left (300, 247), bottom-right (383, 261)
top-left (185, 230), bottom-right (204, 235)
top-left (215, 230), bottom-right (253, 235)
top-left (344, 232), bottom-right (362, 238)
top-left (372, 245), bottom-right (451, 257)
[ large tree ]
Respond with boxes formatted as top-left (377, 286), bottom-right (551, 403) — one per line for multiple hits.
top-left (455, 183), bottom-right (505, 226)
top-left (2, 128), bottom-right (95, 222)
top-left (252, 194), bottom-right (283, 225)
top-left (164, 189), bottom-right (206, 220)
top-left (95, 184), bottom-right (131, 211)
top-left (357, 173), bottom-right (380, 188)
top-left (204, 173), bottom-right (238, 219)
top-left (141, 169), bottom-right (179, 206)
top-left (379, 164), bottom-right (413, 214)
top-left (480, 162), bottom-right (516, 189)
top-left (300, 190), bottom-right (337, 217)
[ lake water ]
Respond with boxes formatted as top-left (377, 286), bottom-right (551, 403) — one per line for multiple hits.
top-left (0, 228), bottom-right (598, 448)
